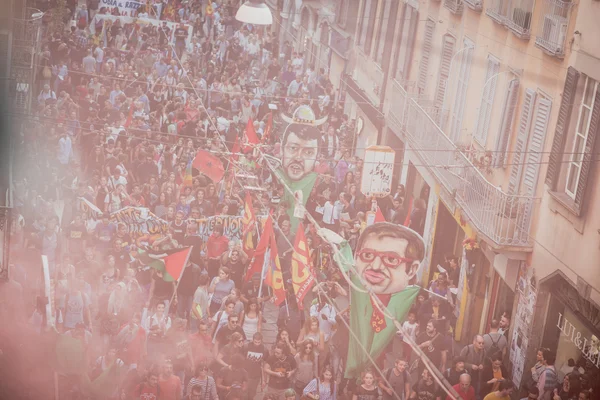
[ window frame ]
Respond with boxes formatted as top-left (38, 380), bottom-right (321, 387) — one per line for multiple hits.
top-left (565, 76), bottom-right (599, 199)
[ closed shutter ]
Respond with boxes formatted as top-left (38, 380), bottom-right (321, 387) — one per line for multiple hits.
top-left (522, 98), bottom-right (552, 194)
top-left (508, 89), bottom-right (536, 194)
top-left (434, 35), bottom-right (456, 109)
top-left (493, 78), bottom-right (520, 167)
top-left (364, 0), bottom-right (378, 56)
top-left (545, 66), bottom-right (580, 189)
top-left (418, 20), bottom-right (435, 94)
top-left (573, 89), bottom-right (600, 214)
top-left (375, 0), bottom-right (392, 65)
top-left (449, 41), bottom-right (474, 142)
top-left (474, 56), bottom-right (500, 144)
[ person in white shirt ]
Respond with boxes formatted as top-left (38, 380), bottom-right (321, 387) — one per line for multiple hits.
top-left (287, 75), bottom-right (303, 98)
top-left (93, 45), bottom-right (104, 73)
top-left (400, 309), bottom-right (419, 363)
top-left (57, 132), bottom-right (72, 165)
top-left (309, 298), bottom-right (337, 342)
top-left (292, 53), bottom-right (304, 75)
top-left (38, 84), bottom-right (56, 105)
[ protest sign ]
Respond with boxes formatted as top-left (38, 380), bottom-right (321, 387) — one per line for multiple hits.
top-left (193, 215), bottom-right (243, 242)
top-left (90, 14), bottom-right (194, 45)
top-left (99, 0), bottom-right (146, 17)
top-left (111, 207), bottom-right (169, 237)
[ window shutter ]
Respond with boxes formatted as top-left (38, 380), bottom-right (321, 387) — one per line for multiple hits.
top-left (545, 66), bottom-right (580, 189)
top-left (522, 98), bottom-right (552, 194)
top-left (418, 20), bottom-right (435, 93)
top-left (434, 35), bottom-right (456, 111)
top-left (364, 0), bottom-right (378, 56)
top-left (494, 78), bottom-right (520, 167)
top-left (573, 88), bottom-right (600, 214)
top-left (474, 57), bottom-right (500, 144)
top-left (449, 42), bottom-right (474, 142)
top-left (508, 89), bottom-right (536, 194)
top-left (375, 0), bottom-right (393, 65)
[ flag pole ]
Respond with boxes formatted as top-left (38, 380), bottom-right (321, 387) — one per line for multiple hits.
top-left (166, 247), bottom-right (192, 316)
top-left (257, 248), bottom-right (270, 299)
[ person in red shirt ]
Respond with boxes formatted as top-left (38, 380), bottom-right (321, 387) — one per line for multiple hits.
top-left (206, 223), bottom-right (229, 278)
top-left (133, 367), bottom-right (161, 400)
top-left (446, 373), bottom-right (476, 400)
top-left (190, 321), bottom-right (214, 369)
top-left (159, 359), bottom-right (182, 400)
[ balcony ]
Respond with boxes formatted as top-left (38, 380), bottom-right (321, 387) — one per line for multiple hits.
top-left (388, 84), bottom-right (535, 248)
top-left (505, 0), bottom-right (533, 39)
top-left (534, 0), bottom-right (572, 58)
top-left (486, 0), bottom-right (510, 24)
top-left (350, 48), bottom-right (384, 105)
top-left (463, 0), bottom-right (483, 12)
top-left (444, 0), bottom-right (464, 14)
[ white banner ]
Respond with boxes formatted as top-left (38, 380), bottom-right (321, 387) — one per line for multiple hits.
top-left (360, 146), bottom-right (395, 197)
top-left (90, 14), bottom-right (194, 45)
top-left (99, 0), bottom-right (146, 17)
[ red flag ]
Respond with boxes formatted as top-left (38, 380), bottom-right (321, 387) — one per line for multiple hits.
top-left (193, 150), bottom-right (225, 183)
top-left (230, 136), bottom-right (241, 162)
top-left (374, 206), bottom-right (386, 223)
top-left (266, 232), bottom-right (286, 306)
top-left (124, 101), bottom-right (135, 128)
top-left (242, 192), bottom-right (256, 258)
top-left (244, 216), bottom-right (274, 282)
top-left (261, 113), bottom-right (273, 143)
top-left (403, 198), bottom-right (413, 227)
top-left (291, 223), bottom-right (315, 309)
top-left (164, 247), bottom-right (192, 282)
top-left (244, 118), bottom-right (259, 153)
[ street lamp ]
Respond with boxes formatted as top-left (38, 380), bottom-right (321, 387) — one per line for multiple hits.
top-left (235, 0), bottom-right (273, 25)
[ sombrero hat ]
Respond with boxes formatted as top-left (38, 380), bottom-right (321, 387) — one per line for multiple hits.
top-left (281, 105), bottom-right (328, 126)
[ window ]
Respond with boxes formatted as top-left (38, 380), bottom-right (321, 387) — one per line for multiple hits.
top-left (507, 91), bottom-right (552, 196)
top-left (474, 55), bottom-right (500, 145)
top-left (375, 0), bottom-right (393, 65)
top-left (336, 0), bottom-right (349, 27)
top-left (417, 20), bottom-right (435, 94)
top-left (565, 76), bottom-right (599, 198)
top-left (449, 40), bottom-right (474, 142)
top-left (486, 0), bottom-right (509, 24)
top-left (394, 4), bottom-right (418, 81)
top-left (546, 68), bottom-right (600, 215)
top-left (493, 77), bottom-right (520, 167)
top-left (434, 35), bottom-right (456, 110)
top-left (505, 0), bottom-right (534, 38)
top-left (358, 0), bottom-right (377, 52)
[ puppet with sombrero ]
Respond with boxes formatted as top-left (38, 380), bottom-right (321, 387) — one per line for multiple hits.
top-left (274, 105), bottom-right (327, 233)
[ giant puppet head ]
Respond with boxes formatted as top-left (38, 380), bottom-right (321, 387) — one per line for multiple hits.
top-left (280, 105), bottom-right (327, 182)
top-left (353, 222), bottom-right (425, 295)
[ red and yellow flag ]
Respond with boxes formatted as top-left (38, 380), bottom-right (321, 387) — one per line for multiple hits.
top-left (262, 112), bottom-right (273, 144)
top-left (242, 192), bottom-right (256, 257)
top-left (291, 223), bottom-right (315, 309)
top-left (244, 215), bottom-right (273, 283)
top-left (266, 230), bottom-right (287, 306)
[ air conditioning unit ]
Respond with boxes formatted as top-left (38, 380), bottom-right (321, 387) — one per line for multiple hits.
top-left (542, 14), bottom-right (568, 53)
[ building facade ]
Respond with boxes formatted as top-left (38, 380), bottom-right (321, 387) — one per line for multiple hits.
top-left (337, 0), bottom-right (600, 389)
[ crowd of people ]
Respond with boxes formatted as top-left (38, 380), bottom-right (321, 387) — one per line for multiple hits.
top-left (1, 0), bottom-right (599, 400)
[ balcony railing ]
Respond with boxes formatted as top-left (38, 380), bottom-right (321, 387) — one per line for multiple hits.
top-left (534, 0), bottom-right (572, 58)
top-left (486, 0), bottom-right (510, 24)
top-left (505, 0), bottom-right (533, 38)
top-left (464, 0), bottom-right (483, 12)
top-left (444, 0), bottom-right (464, 14)
top-left (351, 48), bottom-right (384, 105)
top-left (387, 84), bottom-right (535, 247)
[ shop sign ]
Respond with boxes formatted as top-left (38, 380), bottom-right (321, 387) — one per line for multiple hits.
top-left (557, 312), bottom-right (600, 367)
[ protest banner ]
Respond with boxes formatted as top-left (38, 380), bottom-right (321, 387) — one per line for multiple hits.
top-left (99, 0), bottom-right (146, 17)
top-left (110, 207), bottom-right (169, 237)
top-left (90, 14), bottom-right (194, 45)
top-left (193, 215), bottom-right (243, 242)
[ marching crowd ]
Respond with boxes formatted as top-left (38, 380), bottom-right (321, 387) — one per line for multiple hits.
top-left (1, 1), bottom-right (599, 400)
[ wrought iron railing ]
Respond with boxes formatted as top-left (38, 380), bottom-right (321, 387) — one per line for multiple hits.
top-left (351, 48), bottom-right (384, 105)
top-left (444, 0), bottom-right (465, 14)
top-left (505, 0), bottom-right (534, 38)
top-left (387, 83), bottom-right (535, 247)
top-left (534, 0), bottom-right (572, 57)
top-left (486, 0), bottom-right (511, 24)
top-left (463, 0), bottom-right (483, 12)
